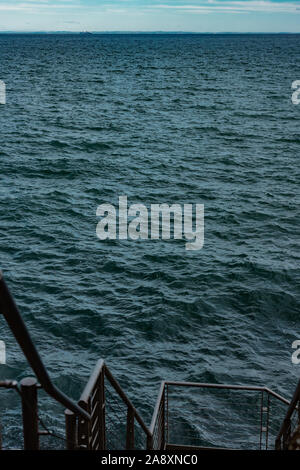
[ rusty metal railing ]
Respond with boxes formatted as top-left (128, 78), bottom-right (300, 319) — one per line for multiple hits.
top-left (150, 381), bottom-right (291, 450)
top-left (0, 270), bottom-right (297, 451)
top-left (0, 377), bottom-right (67, 450)
top-left (0, 272), bottom-right (90, 421)
top-left (0, 272), bottom-right (152, 450)
top-left (149, 382), bottom-right (165, 450)
top-left (65, 359), bottom-right (152, 450)
top-left (0, 380), bottom-right (19, 450)
top-left (275, 378), bottom-right (300, 450)
top-left (0, 363), bottom-right (153, 450)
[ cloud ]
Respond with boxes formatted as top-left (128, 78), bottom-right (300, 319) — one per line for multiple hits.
top-left (1, 0), bottom-right (300, 31)
top-left (0, 0), bottom-right (80, 11)
top-left (1, 0), bottom-right (300, 15)
top-left (151, 1), bottom-right (300, 13)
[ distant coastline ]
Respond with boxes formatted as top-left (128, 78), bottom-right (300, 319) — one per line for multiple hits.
top-left (0, 31), bottom-right (299, 35)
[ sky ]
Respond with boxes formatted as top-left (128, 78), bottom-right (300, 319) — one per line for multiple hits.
top-left (0, 0), bottom-right (300, 33)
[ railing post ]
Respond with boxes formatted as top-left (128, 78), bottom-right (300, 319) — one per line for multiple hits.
top-left (275, 436), bottom-right (282, 450)
top-left (20, 377), bottom-right (39, 450)
top-left (265, 393), bottom-right (270, 450)
top-left (78, 400), bottom-right (90, 449)
top-left (65, 409), bottom-right (77, 450)
top-left (126, 407), bottom-right (135, 450)
top-left (0, 273), bottom-right (90, 421)
top-left (99, 367), bottom-right (106, 450)
top-left (282, 418), bottom-right (291, 450)
top-left (160, 390), bottom-right (165, 450)
top-left (166, 384), bottom-right (169, 446)
top-left (147, 434), bottom-right (153, 450)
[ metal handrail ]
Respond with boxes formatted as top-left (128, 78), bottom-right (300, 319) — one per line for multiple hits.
top-left (275, 378), bottom-right (300, 448)
top-left (0, 271), bottom-right (90, 420)
top-left (150, 381), bottom-right (165, 434)
top-left (104, 364), bottom-right (152, 438)
top-left (150, 380), bottom-right (292, 450)
top-left (164, 381), bottom-right (290, 405)
top-left (151, 381), bottom-right (290, 427)
top-left (80, 358), bottom-right (105, 402)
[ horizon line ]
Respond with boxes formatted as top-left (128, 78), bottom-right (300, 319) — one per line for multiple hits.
top-left (0, 31), bottom-right (300, 34)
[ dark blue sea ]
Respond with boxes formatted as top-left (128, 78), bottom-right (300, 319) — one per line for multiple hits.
top-left (0, 33), bottom-right (299, 449)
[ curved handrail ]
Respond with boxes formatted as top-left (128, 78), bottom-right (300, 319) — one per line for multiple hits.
top-left (80, 358), bottom-right (105, 402)
top-left (79, 358), bottom-right (152, 439)
top-left (275, 378), bottom-right (300, 448)
top-left (0, 271), bottom-right (90, 420)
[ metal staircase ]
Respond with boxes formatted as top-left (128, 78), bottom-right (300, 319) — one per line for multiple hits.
top-left (0, 271), bottom-right (299, 450)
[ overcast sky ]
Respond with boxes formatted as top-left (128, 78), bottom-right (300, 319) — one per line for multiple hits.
top-left (0, 0), bottom-right (299, 32)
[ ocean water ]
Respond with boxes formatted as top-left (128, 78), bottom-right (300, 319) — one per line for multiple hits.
top-left (0, 33), bottom-right (299, 449)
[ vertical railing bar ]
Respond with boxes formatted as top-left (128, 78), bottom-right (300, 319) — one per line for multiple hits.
top-left (90, 380), bottom-right (99, 450)
top-left (65, 409), bottom-right (77, 450)
top-left (275, 378), bottom-right (300, 447)
top-left (97, 370), bottom-right (106, 450)
top-left (102, 369), bottom-right (106, 450)
top-left (283, 418), bottom-right (291, 450)
top-left (126, 407), bottom-right (135, 450)
top-left (161, 386), bottom-right (165, 450)
top-left (147, 433), bottom-right (153, 450)
top-left (166, 383), bottom-right (169, 445)
top-left (78, 399), bottom-right (90, 449)
top-left (259, 390), bottom-right (263, 450)
top-left (265, 393), bottom-right (270, 450)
